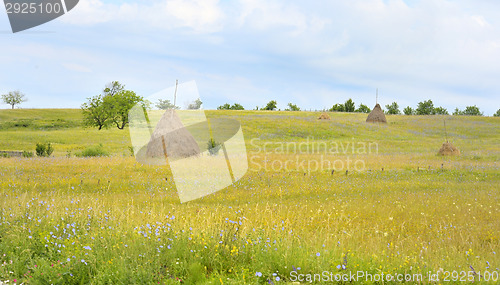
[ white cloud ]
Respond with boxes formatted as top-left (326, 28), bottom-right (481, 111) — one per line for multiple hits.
top-left (61, 0), bottom-right (224, 33)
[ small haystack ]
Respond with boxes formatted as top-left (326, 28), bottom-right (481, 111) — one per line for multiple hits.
top-left (366, 104), bottom-right (387, 123)
top-left (438, 142), bottom-right (460, 156)
top-left (146, 109), bottom-right (200, 159)
top-left (318, 112), bottom-right (331, 120)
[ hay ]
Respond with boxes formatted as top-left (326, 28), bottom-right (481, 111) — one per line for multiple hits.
top-left (318, 112), bottom-right (331, 120)
top-left (146, 109), bottom-right (201, 159)
top-left (366, 104), bottom-right (387, 123)
top-left (438, 142), bottom-right (460, 156)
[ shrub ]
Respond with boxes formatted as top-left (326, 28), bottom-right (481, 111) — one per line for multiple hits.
top-left (35, 143), bottom-right (46, 157)
top-left (36, 142), bottom-right (53, 157)
top-left (75, 144), bottom-right (110, 157)
top-left (22, 151), bottom-right (34, 158)
top-left (207, 138), bottom-right (221, 156)
top-left (494, 109), bottom-right (500, 117)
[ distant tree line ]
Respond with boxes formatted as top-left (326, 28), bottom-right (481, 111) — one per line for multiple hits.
top-left (215, 98), bottom-right (497, 117)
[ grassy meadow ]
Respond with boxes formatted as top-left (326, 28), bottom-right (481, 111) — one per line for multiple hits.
top-left (0, 109), bottom-right (499, 284)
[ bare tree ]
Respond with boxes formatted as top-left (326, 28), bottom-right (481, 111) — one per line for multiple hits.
top-left (1, 90), bottom-right (27, 109)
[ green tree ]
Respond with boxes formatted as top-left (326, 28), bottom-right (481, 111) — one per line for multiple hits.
top-left (81, 81), bottom-right (145, 130)
top-left (218, 103), bottom-right (231, 110)
top-left (403, 106), bottom-right (414, 115)
top-left (285, 103), bottom-right (300, 111)
top-left (494, 109), bottom-right (500, 117)
top-left (1, 90), bottom-right (27, 109)
top-left (433, 106), bottom-right (449, 115)
top-left (385, 102), bottom-right (401, 115)
top-left (416, 100), bottom-right (435, 115)
top-left (81, 94), bottom-right (111, 130)
top-left (453, 105), bottom-right (483, 116)
top-left (103, 81), bottom-right (125, 96)
top-left (106, 90), bottom-right (144, 129)
top-left (230, 103), bottom-right (245, 110)
top-left (355, 104), bottom-right (371, 113)
top-left (344, 99), bottom-right (355, 112)
top-left (187, 98), bottom-right (203, 110)
top-left (218, 103), bottom-right (245, 110)
top-left (263, 100), bottom-right (277, 110)
top-left (155, 99), bottom-right (179, 110)
top-left (329, 103), bottom-right (345, 112)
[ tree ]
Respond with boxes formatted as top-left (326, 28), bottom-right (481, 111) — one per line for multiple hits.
top-left (218, 103), bottom-right (245, 110)
top-left (231, 103), bottom-right (245, 110)
top-left (329, 103), bottom-right (345, 112)
top-left (263, 100), bottom-right (277, 111)
top-left (285, 103), bottom-right (300, 111)
top-left (494, 109), bottom-right (500, 117)
top-left (433, 106), bottom-right (449, 115)
top-left (81, 94), bottom-right (111, 130)
top-left (344, 99), bottom-right (355, 112)
top-left (187, 98), bottom-right (203, 110)
top-left (403, 106), bottom-right (414, 115)
top-left (218, 103), bottom-right (231, 110)
top-left (1, 90), bottom-right (27, 109)
top-left (416, 100), bottom-right (435, 115)
top-left (385, 102), bottom-right (401, 115)
top-left (103, 81), bottom-right (124, 96)
top-left (81, 81), bottom-right (145, 130)
top-left (355, 104), bottom-right (371, 113)
top-left (106, 90), bottom-right (144, 129)
top-left (156, 99), bottom-right (179, 110)
top-left (453, 105), bottom-right (483, 116)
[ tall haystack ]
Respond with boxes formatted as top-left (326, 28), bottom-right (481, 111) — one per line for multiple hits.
top-left (146, 109), bottom-right (200, 159)
top-left (318, 112), bottom-right (331, 120)
top-left (438, 142), bottom-right (460, 156)
top-left (366, 104), bottom-right (387, 123)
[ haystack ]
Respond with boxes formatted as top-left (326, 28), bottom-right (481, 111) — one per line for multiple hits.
top-left (318, 112), bottom-right (331, 120)
top-left (366, 104), bottom-right (387, 123)
top-left (438, 142), bottom-right (460, 156)
top-left (146, 109), bottom-right (200, 159)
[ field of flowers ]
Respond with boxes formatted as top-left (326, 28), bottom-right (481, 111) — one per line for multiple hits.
top-left (0, 109), bottom-right (499, 284)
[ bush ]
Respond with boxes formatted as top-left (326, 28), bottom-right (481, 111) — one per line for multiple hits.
top-left (75, 144), bottom-right (110, 157)
top-left (22, 151), bottom-right (34, 158)
top-left (207, 138), bottom-right (221, 156)
top-left (494, 109), bottom-right (500, 117)
top-left (36, 142), bottom-right (53, 157)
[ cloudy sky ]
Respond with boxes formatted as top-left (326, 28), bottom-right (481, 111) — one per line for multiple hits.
top-left (1, 0), bottom-right (499, 114)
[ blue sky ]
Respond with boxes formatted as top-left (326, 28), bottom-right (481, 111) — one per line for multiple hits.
top-left (1, 0), bottom-right (499, 114)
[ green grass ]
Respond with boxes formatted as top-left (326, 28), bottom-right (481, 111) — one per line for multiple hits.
top-left (0, 109), bottom-right (499, 284)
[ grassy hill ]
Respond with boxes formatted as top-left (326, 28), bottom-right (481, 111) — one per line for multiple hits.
top-left (1, 108), bottom-right (499, 160)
